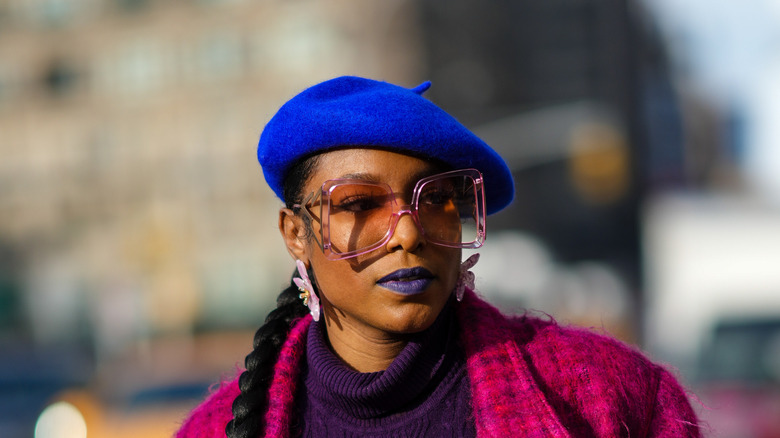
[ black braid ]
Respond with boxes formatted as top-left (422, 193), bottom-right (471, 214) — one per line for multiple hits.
top-left (226, 154), bottom-right (321, 438)
top-left (225, 276), bottom-right (308, 437)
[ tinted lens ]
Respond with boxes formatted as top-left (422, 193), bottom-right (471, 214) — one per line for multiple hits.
top-left (417, 174), bottom-right (479, 245)
top-left (326, 183), bottom-right (393, 255)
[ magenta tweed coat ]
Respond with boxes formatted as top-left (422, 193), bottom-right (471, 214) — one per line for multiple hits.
top-left (176, 289), bottom-right (701, 437)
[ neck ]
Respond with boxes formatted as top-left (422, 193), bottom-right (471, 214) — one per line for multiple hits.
top-left (323, 317), bottom-right (410, 373)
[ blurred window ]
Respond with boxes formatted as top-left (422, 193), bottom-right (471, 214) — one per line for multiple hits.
top-left (92, 40), bottom-right (167, 97)
top-left (197, 32), bottom-right (244, 82)
top-left (195, 0), bottom-right (248, 6)
top-left (0, 247), bottom-right (21, 332)
top-left (699, 318), bottom-right (780, 383)
top-left (0, 2), bottom-right (10, 30)
top-left (115, 0), bottom-right (148, 13)
top-left (15, 0), bottom-right (77, 27)
top-left (43, 59), bottom-right (79, 97)
top-left (39, 0), bottom-right (72, 26)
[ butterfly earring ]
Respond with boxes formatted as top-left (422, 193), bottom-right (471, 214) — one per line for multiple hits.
top-left (294, 259), bottom-right (320, 321)
top-left (455, 253), bottom-right (480, 301)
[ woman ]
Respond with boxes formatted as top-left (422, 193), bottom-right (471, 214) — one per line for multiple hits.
top-left (176, 76), bottom-right (701, 437)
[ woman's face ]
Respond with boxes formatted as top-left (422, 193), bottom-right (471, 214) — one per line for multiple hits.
top-left (281, 148), bottom-right (461, 339)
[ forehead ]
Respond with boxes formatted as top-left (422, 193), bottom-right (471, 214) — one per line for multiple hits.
top-left (305, 148), bottom-right (442, 190)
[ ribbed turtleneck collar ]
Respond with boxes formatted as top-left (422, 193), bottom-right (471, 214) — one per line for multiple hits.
top-left (303, 301), bottom-right (458, 420)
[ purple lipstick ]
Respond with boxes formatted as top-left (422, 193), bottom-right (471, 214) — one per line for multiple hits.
top-left (377, 267), bottom-right (434, 295)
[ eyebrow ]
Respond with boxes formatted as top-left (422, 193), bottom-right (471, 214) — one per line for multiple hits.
top-left (337, 172), bottom-right (380, 182)
top-left (336, 169), bottom-right (441, 184)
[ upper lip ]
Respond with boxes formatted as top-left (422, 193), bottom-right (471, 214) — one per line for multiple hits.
top-left (377, 267), bottom-right (434, 283)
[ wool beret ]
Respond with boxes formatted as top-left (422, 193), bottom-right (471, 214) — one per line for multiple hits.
top-left (257, 76), bottom-right (514, 215)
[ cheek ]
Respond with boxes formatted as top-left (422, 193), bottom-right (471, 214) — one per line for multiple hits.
top-left (307, 253), bottom-right (360, 299)
top-left (438, 248), bottom-right (462, 286)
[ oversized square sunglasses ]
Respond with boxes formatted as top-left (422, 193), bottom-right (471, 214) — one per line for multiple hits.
top-left (293, 168), bottom-right (487, 260)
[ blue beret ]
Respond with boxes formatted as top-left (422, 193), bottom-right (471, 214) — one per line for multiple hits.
top-left (257, 76), bottom-right (514, 215)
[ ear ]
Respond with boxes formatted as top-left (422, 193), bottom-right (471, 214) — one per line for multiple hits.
top-left (279, 208), bottom-right (310, 264)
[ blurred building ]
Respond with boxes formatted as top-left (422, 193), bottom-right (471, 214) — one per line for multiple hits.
top-left (0, 0), bottom-right (424, 347)
top-left (416, 0), bottom-right (692, 341)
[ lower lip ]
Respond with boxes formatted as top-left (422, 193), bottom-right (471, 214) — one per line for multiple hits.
top-left (377, 278), bottom-right (432, 295)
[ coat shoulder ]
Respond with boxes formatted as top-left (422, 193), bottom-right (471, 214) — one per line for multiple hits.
top-left (510, 314), bottom-right (701, 436)
top-left (521, 315), bottom-right (655, 370)
top-left (512, 314), bottom-right (663, 394)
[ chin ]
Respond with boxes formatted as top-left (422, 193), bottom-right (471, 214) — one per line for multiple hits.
top-left (383, 303), bottom-right (445, 334)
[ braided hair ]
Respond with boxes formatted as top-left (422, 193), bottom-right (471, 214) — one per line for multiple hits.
top-left (225, 155), bottom-right (321, 438)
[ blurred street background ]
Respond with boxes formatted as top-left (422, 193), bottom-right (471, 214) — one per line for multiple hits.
top-left (1, 0), bottom-right (780, 437)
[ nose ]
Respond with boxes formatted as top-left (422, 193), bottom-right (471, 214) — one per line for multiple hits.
top-left (385, 209), bottom-right (424, 253)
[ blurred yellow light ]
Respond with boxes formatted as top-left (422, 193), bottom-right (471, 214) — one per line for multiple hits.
top-left (568, 122), bottom-right (630, 205)
top-left (35, 401), bottom-right (87, 438)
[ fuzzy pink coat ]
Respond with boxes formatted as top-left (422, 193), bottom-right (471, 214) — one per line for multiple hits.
top-left (176, 289), bottom-right (701, 437)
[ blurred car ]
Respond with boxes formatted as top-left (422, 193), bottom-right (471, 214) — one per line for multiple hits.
top-left (695, 317), bottom-right (780, 438)
top-left (38, 381), bottom-right (208, 438)
top-left (0, 341), bottom-right (92, 438)
top-left (34, 330), bottom-right (252, 438)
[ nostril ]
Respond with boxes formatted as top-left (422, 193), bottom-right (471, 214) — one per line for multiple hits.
top-left (386, 211), bottom-right (425, 251)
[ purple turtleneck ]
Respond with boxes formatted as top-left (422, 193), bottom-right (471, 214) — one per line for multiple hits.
top-left (296, 302), bottom-right (476, 437)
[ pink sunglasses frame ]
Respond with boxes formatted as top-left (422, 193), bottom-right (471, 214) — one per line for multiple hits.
top-left (293, 168), bottom-right (487, 260)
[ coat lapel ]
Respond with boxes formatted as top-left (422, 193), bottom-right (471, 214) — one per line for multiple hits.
top-left (263, 315), bottom-right (312, 438)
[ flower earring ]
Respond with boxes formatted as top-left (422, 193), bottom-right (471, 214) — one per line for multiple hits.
top-left (294, 259), bottom-right (320, 321)
top-left (455, 253), bottom-right (480, 302)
